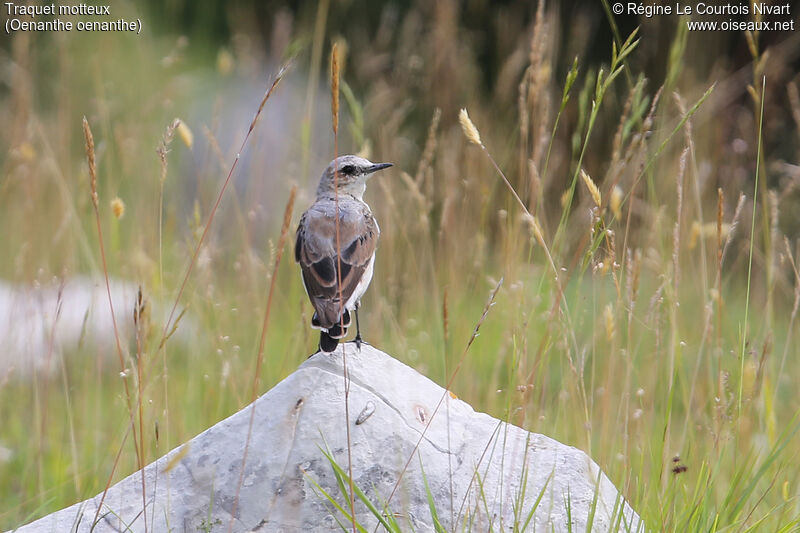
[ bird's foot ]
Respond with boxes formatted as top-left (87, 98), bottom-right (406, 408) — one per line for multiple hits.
top-left (354, 334), bottom-right (364, 351)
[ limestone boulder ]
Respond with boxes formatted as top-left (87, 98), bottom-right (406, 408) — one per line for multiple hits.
top-left (12, 344), bottom-right (642, 532)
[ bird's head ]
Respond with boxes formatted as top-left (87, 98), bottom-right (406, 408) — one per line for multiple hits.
top-left (316, 155), bottom-right (392, 200)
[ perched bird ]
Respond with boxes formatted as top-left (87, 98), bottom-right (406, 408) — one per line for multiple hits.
top-left (295, 155), bottom-right (392, 353)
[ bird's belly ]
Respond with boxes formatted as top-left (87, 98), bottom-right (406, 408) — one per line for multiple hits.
top-left (346, 254), bottom-right (375, 311)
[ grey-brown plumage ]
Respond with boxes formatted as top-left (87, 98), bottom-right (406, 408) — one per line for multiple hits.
top-left (295, 155), bottom-right (392, 353)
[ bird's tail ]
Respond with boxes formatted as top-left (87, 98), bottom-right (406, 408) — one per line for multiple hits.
top-left (315, 309), bottom-right (350, 353)
top-left (319, 329), bottom-right (343, 353)
top-left (319, 320), bottom-right (348, 353)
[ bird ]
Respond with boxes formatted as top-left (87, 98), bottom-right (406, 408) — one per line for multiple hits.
top-left (295, 155), bottom-right (392, 353)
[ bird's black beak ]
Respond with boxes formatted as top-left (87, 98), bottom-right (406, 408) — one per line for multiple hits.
top-left (368, 162), bottom-right (393, 174)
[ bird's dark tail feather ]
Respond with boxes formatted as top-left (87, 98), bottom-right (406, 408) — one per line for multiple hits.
top-left (317, 311), bottom-right (350, 353)
top-left (319, 330), bottom-right (340, 353)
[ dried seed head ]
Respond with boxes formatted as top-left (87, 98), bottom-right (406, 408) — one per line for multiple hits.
top-left (330, 43), bottom-right (340, 135)
top-left (560, 189), bottom-right (569, 208)
top-left (19, 142), bottom-right (36, 162)
top-left (82, 117), bottom-right (98, 209)
top-left (111, 197), bottom-right (125, 219)
top-left (610, 185), bottom-right (623, 219)
top-left (176, 120), bottom-right (193, 148)
top-left (690, 221), bottom-right (730, 249)
top-left (523, 213), bottom-right (545, 247)
top-left (580, 169), bottom-right (601, 207)
top-left (603, 303), bottom-right (615, 342)
top-left (216, 48), bottom-right (234, 75)
top-left (689, 221), bottom-right (701, 250)
top-left (459, 108), bottom-right (482, 146)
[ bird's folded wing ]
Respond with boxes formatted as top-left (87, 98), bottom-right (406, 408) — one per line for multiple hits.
top-left (295, 202), bottom-right (378, 328)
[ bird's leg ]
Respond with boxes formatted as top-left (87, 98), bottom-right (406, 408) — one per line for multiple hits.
top-left (354, 303), bottom-right (363, 350)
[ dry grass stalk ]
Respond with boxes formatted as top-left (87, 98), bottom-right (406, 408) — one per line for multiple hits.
top-left (415, 107), bottom-right (441, 187)
top-left (626, 247), bottom-right (641, 344)
top-left (399, 171), bottom-right (427, 213)
top-left (330, 43), bottom-right (340, 135)
top-left (442, 286), bottom-right (449, 345)
top-left (674, 91), bottom-right (708, 295)
top-left (721, 193), bottom-right (747, 267)
top-left (716, 188), bottom-right (724, 342)
top-left (328, 40), bottom-right (356, 533)
top-left (526, 0), bottom-right (551, 168)
top-left (201, 124), bottom-right (229, 173)
top-left (605, 226), bottom-right (620, 297)
top-left (715, 187), bottom-right (730, 298)
top-left (643, 86), bottom-right (663, 137)
top-left (84, 116), bottom-right (145, 528)
top-left (662, 148), bottom-right (690, 471)
top-left (672, 147), bottom-right (689, 289)
top-left (459, 106), bottom-right (577, 408)
top-left (528, 158), bottom-right (542, 212)
top-left (518, 72), bottom-right (530, 177)
top-left (621, 86), bottom-right (663, 255)
top-left (716, 188), bottom-right (724, 264)
top-left (611, 80), bottom-right (641, 164)
top-left (94, 65), bottom-right (291, 533)
top-left (157, 119), bottom-right (179, 181)
top-left (767, 190), bottom-right (779, 323)
top-left (249, 64), bottom-right (290, 135)
top-left (523, 213), bottom-right (546, 250)
top-left (437, 145), bottom-right (458, 248)
top-left (775, 237), bottom-right (800, 398)
top-left (230, 186), bottom-right (297, 531)
top-left (132, 287), bottom-right (149, 532)
top-left (159, 63), bottom-right (289, 350)
top-left (157, 118), bottom-right (180, 284)
top-left (384, 278), bottom-right (504, 512)
top-left (82, 117), bottom-right (98, 209)
top-left (673, 93), bottom-right (695, 154)
top-left (460, 108), bottom-right (549, 259)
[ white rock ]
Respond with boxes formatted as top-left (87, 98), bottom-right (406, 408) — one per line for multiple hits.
top-left (10, 344), bottom-right (642, 532)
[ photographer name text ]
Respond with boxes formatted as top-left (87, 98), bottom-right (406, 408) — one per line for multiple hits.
top-left (613, 2), bottom-right (795, 31)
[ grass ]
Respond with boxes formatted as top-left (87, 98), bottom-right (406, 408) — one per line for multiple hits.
top-left (2, 1), bottom-right (800, 531)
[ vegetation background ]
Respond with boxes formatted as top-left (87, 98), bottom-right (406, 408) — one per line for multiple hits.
top-left (1, 0), bottom-right (800, 530)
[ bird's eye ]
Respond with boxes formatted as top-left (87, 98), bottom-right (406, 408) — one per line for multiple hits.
top-left (341, 165), bottom-right (355, 175)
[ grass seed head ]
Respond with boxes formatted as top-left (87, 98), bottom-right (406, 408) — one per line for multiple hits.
top-left (459, 108), bottom-right (482, 146)
top-left (176, 120), bottom-right (193, 148)
top-left (604, 303), bottom-right (615, 342)
top-left (580, 169), bottom-right (601, 207)
top-left (216, 48), bottom-right (234, 75)
top-left (82, 117), bottom-right (98, 209)
top-left (610, 185), bottom-right (623, 219)
top-left (523, 213), bottom-right (546, 247)
top-left (111, 197), bottom-right (125, 219)
top-left (330, 43), bottom-right (340, 134)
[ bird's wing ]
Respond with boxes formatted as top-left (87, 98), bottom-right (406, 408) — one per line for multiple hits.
top-left (295, 200), bottom-right (378, 328)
